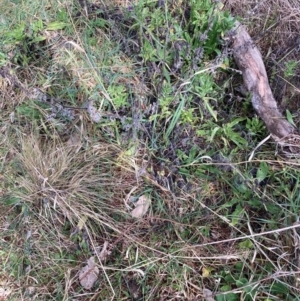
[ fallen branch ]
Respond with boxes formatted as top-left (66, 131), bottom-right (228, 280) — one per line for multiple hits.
top-left (228, 22), bottom-right (299, 152)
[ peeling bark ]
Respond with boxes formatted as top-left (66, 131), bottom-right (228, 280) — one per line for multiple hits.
top-left (229, 22), bottom-right (298, 146)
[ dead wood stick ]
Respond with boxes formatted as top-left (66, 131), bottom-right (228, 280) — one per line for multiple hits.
top-left (229, 22), bottom-right (298, 143)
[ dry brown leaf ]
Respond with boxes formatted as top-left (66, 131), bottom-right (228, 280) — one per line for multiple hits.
top-left (203, 288), bottom-right (215, 301)
top-left (76, 215), bottom-right (88, 231)
top-left (98, 241), bottom-right (111, 262)
top-left (79, 256), bottom-right (99, 290)
top-left (0, 273), bottom-right (13, 300)
top-left (86, 100), bottom-right (101, 123)
top-left (0, 287), bottom-right (12, 300)
top-left (66, 132), bottom-right (82, 152)
top-left (64, 41), bottom-right (85, 53)
top-left (131, 195), bottom-right (151, 218)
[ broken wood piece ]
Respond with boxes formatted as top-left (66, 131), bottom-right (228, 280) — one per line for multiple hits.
top-left (229, 22), bottom-right (299, 151)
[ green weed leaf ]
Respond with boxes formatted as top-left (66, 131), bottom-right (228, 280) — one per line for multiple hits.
top-left (269, 282), bottom-right (289, 294)
top-left (230, 203), bottom-right (244, 226)
top-left (31, 35), bottom-right (46, 43)
top-left (164, 97), bottom-right (185, 141)
top-left (46, 21), bottom-right (67, 31)
top-left (203, 97), bottom-right (218, 121)
top-left (286, 109), bottom-right (296, 127)
top-left (256, 162), bottom-right (269, 183)
top-left (2, 195), bottom-right (21, 206)
top-left (238, 239), bottom-right (253, 249)
top-left (216, 288), bottom-right (238, 301)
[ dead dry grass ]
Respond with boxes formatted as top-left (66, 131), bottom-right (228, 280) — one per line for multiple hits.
top-left (223, 0), bottom-right (300, 66)
top-left (224, 0), bottom-right (300, 118)
top-left (224, 0), bottom-right (300, 32)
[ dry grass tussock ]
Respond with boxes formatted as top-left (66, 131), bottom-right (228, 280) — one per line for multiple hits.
top-left (4, 132), bottom-right (140, 228)
top-left (0, 128), bottom-right (150, 299)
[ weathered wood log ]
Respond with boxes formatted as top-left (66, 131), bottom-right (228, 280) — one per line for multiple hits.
top-left (229, 22), bottom-right (298, 145)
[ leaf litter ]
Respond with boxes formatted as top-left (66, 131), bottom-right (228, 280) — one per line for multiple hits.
top-left (79, 256), bottom-right (99, 290)
top-left (130, 195), bottom-right (151, 218)
top-left (79, 241), bottom-right (111, 290)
